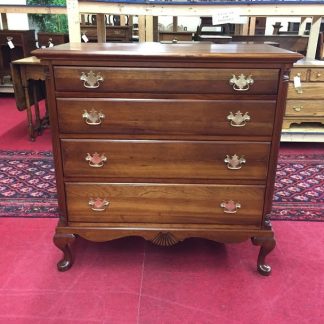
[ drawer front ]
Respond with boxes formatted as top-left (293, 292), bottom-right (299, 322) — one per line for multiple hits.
top-left (286, 100), bottom-right (324, 117)
top-left (309, 68), bottom-right (324, 82)
top-left (107, 29), bottom-right (126, 37)
top-left (287, 83), bottom-right (324, 99)
top-left (57, 98), bottom-right (276, 137)
top-left (61, 140), bottom-right (270, 180)
top-left (289, 68), bottom-right (308, 82)
top-left (54, 66), bottom-right (279, 94)
top-left (66, 182), bottom-right (265, 225)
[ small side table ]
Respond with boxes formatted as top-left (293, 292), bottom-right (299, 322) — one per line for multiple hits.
top-left (11, 56), bottom-right (48, 141)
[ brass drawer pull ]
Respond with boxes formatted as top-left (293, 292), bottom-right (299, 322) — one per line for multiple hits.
top-left (85, 152), bottom-right (107, 168)
top-left (317, 73), bottom-right (321, 78)
top-left (89, 197), bottom-right (109, 212)
top-left (224, 154), bottom-right (246, 170)
top-left (82, 109), bottom-right (105, 125)
top-left (227, 111), bottom-right (250, 127)
top-left (292, 105), bottom-right (303, 112)
top-left (80, 71), bottom-right (104, 88)
top-left (220, 200), bottom-right (241, 214)
top-left (229, 74), bottom-right (254, 91)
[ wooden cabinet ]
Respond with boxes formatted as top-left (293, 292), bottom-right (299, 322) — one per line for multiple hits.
top-left (80, 25), bottom-right (132, 42)
top-left (37, 32), bottom-right (69, 48)
top-left (0, 30), bottom-right (35, 90)
top-left (283, 60), bottom-right (324, 129)
top-left (34, 43), bottom-right (301, 275)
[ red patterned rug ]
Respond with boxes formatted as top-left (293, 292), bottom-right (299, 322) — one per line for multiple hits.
top-left (0, 150), bottom-right (323, 221)
top-left (271, 153), bottom-right (324, 221)
top-left (0, 150), bottom-right (58, 218)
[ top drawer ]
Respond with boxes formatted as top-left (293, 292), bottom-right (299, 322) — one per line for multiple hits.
top-left (289, 68), bottom-right (308, 82)
top-left (309, 68), bottom-right (324, 82)
top-left (53, 66), bottom-right (279, 95)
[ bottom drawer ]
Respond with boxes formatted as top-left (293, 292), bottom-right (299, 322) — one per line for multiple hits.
top-left (66, 183), bottom-right (265, 225)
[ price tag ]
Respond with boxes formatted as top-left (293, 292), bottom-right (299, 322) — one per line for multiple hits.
top-left (48, 41), bottom-right (54, 48)
top-left (82, 34), bottom-right (89, 43)
top-left (7, 40), bottom-right (15, 49)
top-left (293, 75), bottom-right (301, 88)
top-left (213, 8), bottom-right (240, 25)
top-left (41, 46), bottom-right (46, 49)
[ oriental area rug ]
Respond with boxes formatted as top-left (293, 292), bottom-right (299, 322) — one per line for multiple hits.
top-left (0, 150), bottom-right (323, 221)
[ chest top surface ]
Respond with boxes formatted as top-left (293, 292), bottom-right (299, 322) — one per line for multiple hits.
top-left (34, 42), bottom-right (302, 63)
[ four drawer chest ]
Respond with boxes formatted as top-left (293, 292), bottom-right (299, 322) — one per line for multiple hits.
top-left (34, 42), bottom-right (301, 275)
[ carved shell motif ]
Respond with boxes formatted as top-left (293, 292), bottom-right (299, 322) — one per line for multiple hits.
top-left (151, 232), bottom-right (179, 247)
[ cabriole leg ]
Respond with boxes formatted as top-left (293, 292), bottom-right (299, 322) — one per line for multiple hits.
top-left (251, 236), bottom-right (276, 276)
top-left (53, 233), bottom-right (76, 272)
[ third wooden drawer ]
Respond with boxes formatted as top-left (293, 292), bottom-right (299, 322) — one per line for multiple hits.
top-left (61, 139), bottom-right (270, 181)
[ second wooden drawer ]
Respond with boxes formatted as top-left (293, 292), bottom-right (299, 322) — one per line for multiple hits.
top-left (61, 140), bottom-right (270, 180)
top-left (57, 98), bottom-right (276, 137)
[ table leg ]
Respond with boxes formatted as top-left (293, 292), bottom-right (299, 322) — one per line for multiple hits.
top-left (23, 84), bottom-right (35, 141)
top-left (32, 80), bottom-right (41, 134)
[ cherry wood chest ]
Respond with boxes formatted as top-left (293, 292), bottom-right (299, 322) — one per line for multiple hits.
top-left (34, 43), bottom-right (301, 275)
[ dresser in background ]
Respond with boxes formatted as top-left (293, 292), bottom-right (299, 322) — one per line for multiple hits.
top-left (80, 25), bottom-right (133, 42)
top-left (284, 60), bottom-right (324, 129)
top-left (0, 30), bottom-right (36, 92)
top-left (34, 43), bottom-right (301, 275)
top-left (37, 32), bottom-right (69, 48)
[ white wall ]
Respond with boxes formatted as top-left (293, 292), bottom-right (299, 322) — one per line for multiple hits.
top-left (0, 0), bottom-right (29, 30)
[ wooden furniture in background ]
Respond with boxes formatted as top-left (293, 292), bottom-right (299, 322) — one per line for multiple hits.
top-left (231, 35), bottom-right (309, 54)
top-left (1, 2), bottom-right (323, 59)
top-left (283, 59), bottom-right (324, 129)
top-left (34, 42), bottom-right (301, 275)
top-left (159, 31), bottom-right (193, 42)
top-left (10, 56), bottom-right (48, 141)
top-left (80, 25), bottom-right (133, 42)
top-left (194, 17), bottom-right (232, 43)
top-left (37, 32), bottom-right (69, 48)
top-left (0, 29), bottom-right (36, 92)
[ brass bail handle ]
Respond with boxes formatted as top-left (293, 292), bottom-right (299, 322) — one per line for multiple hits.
top-left (89, 197), bottom-right (110, 212)
top-left (229, 74), bottom-right (254, 91)
top-left (85, 152), bottom-right (108, 168)
top-left (293, 105), bottom-right (303, 112)
top-left (80, 70), bottom-right (104, 89)
top-left (224, 154), bottom-right (246, 170)
top-left (220, 200), bottom-right (241, 214)
top-left (227, 111), bottom-right (250, 127)
top-left (82, 109), bottom-right (105, 126)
